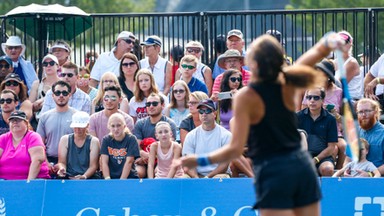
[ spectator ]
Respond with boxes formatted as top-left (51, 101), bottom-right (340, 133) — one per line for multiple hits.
top-left (164, 80), bottom-right (191, 142)
top-left (140, 35), bottom-right (172, 95)
top-left (179, 91), bottom-right (209, 145)
top-left (101, 112), bottom-right (140, 179)
top-left (118, 53), bottom-right (140, 101)
top-left (297, 87), bottom-right (338, 176)
top-left (1, 36), bottom-right (38, 93)
top-left (0, 89), bottom-right (18, 135)
top-left (0, 73), bottom-right (33, 120)
top-left (85, 50), bottom-right (99, 71)
top-left (212, 29), bottom-right (249, 79)
top-left (333, 138), bottom-right (380, 178)
top-left (179, 55), bottom-right (208, 94)
top-left (357, 98), bottom-right (384, 176)
top-left (364, 52), bottom-right (384, 108)
top-left (29, 54), bottom-right (60, 119)
top-left (49, 40), bottom-right (72, 73)
top-left (266, 29), bottom-right (293, 65)
top-left (77, 66), bottom-right (98, 102)
top-left (40, 62), bottom-right (91, 115)
top-left (56, 111), bottom-right (100, 180)
top-left (175, 41), bottom-right (213, 95)
top-left (90, 31), bottom-right (136, 87)
top-left (170, 45), bottom-right (184, 85)
top-left (37, 81), bottom-right (76, 165)
top-left (91, 72), bottom-right (129, 114)
top-left (133, 93), bottom-right (177, 178)
top-left (211, 49), bottom-right (251, 97)
top-left (147, 121), bottom-right (184, 178)
top-left (0, 110), bottom-right (50, 180)
top-left (129, 69), bottom-right (168, 122)
top-left (182, 99), bottom-right (231, 178)
top-left (208, 34), bottom-right (227, 70)
top-left (0, 55), bottom-right (14, 84)
top-left (89, 85), bottom-right (134, 144)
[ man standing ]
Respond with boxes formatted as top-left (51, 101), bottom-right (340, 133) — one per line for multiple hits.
top-left (37, 81), bottom-right (76, 164)
top-left (0, 89), bottom-right (18, 135)
top-left (1, 36), bottom-right (38, 92)
top-left (40, 62), bottom-right (91, 115)
top-left (357, 98), bottom-right (384, 176)
top-left (297, 87), bottom-right (338, 176)
top-left (182, 99), bottom-right (232, 178)
top-left (133, 92), bottom-right (177, 177)
top-left (90, 31), bottom-right (136, 87)
top-left (89, 85), bottom-right (134, 143)
top-left (0, 56), bottom-right (14, 84)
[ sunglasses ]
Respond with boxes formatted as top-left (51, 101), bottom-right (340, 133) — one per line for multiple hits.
top-left (42, 61), bottom-right (56, 67)
top-left (79, 74), bottom-right (90, 79)
top-left (173, 89), bottom-right (185, 94)
top-left (181, 64), bottom-right (195, 70)
top-left (186, 48), bottom-right (201, 53)
top-left (7, 46), bottom-right (21, 50)
top-left (305, 95), bottom-right (321, 101)
top-left (123, 38), bottom-right (133, 44)
top-left (5, 81), bottom-right (19, 87)
top-left (0, 64), bottom-right (10, 69)
top-left (103, 95), bottom-right (117, 102)
top-left (53, 90), bottom-right (70, 96)
top-left (230, 77), bottom-right (242, 83)
top-left (60, 73), bottom-right (75, 78)
top-left (122, 62), bottom-right (136, 67)
top-left (146, 101), bottom-right (160, 107)
top-left (0, 98), bottom-right (14, 104)
top-left (198, 109), bottom-right (213, 114)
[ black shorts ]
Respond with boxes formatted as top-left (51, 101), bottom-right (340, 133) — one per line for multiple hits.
top-left (252, 150), bottom-right (322, 209)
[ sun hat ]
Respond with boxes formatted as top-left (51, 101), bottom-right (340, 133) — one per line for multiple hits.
top-left (140, 35), bottom-right (162, 47)
top-left (315, 60), bottom-right (336, 83)
top-left (1, 36), bottom-right (26, 57)
top-left (217, 49), bottom-right (244, 68)
top-left (70, 111), bottom-right (90, 128)
top-left (185, 41), bottom-right (204, 51)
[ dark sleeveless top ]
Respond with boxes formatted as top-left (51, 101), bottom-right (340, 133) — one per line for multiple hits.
top-left (66, 134), bottom-right (92, 176)
top-left (247, 83), bottom-right (301, 161)
top-left (118, 77), bottom-right (134, 101)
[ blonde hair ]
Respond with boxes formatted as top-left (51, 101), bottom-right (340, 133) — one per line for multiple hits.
top-left (93, 72), bottom-right (120, 107)
top-left (155, 121), bottom-right (171, 131)
top-left (108, 113), bottom-right (131, 138)
top-left (190, 91), bottom-right (208, 102)
top-left (169, 80), bottom-right (190, 109)
top-left (134, 69), bottom-right (159, 102)
top-left (180, 54), bottom-right (198, 66)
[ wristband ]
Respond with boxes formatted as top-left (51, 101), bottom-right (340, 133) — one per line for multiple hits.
top-left (197, 155), bottom-right (211, 166)
top-left (377, 77), bottom-right (381, 85)
top-left (82, 175), bottom-right (87, 179)
top-left (105, 176), bottom-right (111, 180)
top-left (314, 157), bottom-right (320, 164)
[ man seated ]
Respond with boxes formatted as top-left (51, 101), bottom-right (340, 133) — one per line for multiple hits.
top-left (182, 99), bottom-right (231, 178)
top-left (0, 89), bottom-right (18, 135)
top-left (0, 56), bottom-right (14, 84)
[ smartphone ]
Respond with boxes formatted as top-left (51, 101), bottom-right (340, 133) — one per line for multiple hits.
top-left (326, 104), bottom-right (335, 111)
top-left (218, 91), bottom-right (232, 100)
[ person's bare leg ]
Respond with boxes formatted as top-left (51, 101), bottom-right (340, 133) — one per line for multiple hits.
top-left (335, 138), bottom-right (346, 169)
top-left (294, 202), bottom-right (320, 216)
top-left (259, 208), bottom-right (295, 216)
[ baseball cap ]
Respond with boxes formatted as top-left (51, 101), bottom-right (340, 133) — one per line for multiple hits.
top-left (42, 54), bottom-right (59, 65)
top-left (70, 111), bottom-right (90, 128)
top-left (227, 29), bottom-right (243, 40)
top-left (8, 110), bottom-right (27, 122)
top-left (266, 29), bottom-right (285, 45)
top-left (140, 35), bottom-right (162, 47)
top-left (185, 41), bottom-right (204, 50)
top-left (0, 55), bottom-right (12, 66)
top-left (4, 73), bottom-right (22, 83)
top-left (197, 99), bottom-right (217, 111)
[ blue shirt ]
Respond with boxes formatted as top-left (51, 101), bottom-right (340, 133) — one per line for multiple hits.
top-left (185, 77), bottom-right (208, 94)
top-left (359, 122), bottom-right (384, 168)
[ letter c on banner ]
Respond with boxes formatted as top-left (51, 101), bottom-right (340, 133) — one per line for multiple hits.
top-left (234, 206), bottom-right (258, 216)
top-left (76, 207), bottom-right (100, 216)
top-left (201, 206), bottom-right (217, 216)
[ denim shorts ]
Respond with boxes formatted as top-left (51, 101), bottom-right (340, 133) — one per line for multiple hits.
top-left (252, 150), bottom-right (322, 209)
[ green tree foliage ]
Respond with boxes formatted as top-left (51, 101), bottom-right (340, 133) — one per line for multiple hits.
top-left (287, 0), bottom-right (384, 9)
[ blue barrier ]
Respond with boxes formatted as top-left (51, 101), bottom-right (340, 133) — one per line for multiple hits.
top-left (0, 178), bottom-right (383, 216)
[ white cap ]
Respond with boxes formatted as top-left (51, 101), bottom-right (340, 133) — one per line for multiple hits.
top-left (42, 54), bottom-right (59, 65)
top-left (70, 111), bottom-right (90, 128)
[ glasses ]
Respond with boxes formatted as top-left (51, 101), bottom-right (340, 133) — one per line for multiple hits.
top-left (230, 77), bottom-right (242, 83)
top-left (146, 101), bottom-right (160, 107)
top-left (7, 46), bottom-right (21, 50)
top-left (357, 110), bottom-right (374, 115)
top-left (53, 90), bottom-right (70, 96)
top-left (103, 95), bottom-right (117, 102)
top-left (60, 73), bottom-right (75, 78)
top-left (225, 59), bottom-right (240, 64)
top-left (198, 109), bottom-right (213, 114)
top-left (181, 64), bottom-right (196, 70)
top-left (123, 39), bottom-right (133, 44)
top-left (188, 101), bottom-right (199, 106)
top-left (42, 61), bottom-right (56, 67)
top-left (0, 98), bottom-right (14, 104)
top-left (79, 74), bottom-right (90, 79)
top-left (173, 89), bottom-right (185, 94)
top-left (305, 95), bottom-right (321, 101)
top-left (102, 80), bottom-right (114, 84)
top-left (186, 48), bottom-right (201, 53)
top-left (122, 62), bottom-right (136, 67)
top-left (5, 81), bottom-right (19, 87)
top-left (0, 64), bottom-right (10, 69)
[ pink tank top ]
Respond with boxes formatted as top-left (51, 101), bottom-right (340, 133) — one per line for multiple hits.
top-left (155, 142), bottom-right (184, 178)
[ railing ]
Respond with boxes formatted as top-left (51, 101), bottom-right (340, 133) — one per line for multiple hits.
top-left (1, 8), bottom-right (384, 76)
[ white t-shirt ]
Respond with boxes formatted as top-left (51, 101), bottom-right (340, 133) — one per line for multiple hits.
top-left (139, 57), bottom-right (168, 93)
top-left (369, 54), bottom-right (384, 95)
top-left (128, 94), bottom-right (169, 120)
top-left (90, 48), bottom-right (120, 81)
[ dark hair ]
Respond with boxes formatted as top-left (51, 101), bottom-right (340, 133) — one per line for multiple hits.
top-left (62, 62), bottom-right (79, 75)
top-left (220, 70), bottom-right (243, 112)
top-left (1, 89), bottom-right (19, 101)
top-left (215, 34), bottom-right (227, 54)
top-left (119, 53), bottom-right (140, 82)
top-left (79, 66), bottom-right (90, 74)
top-left (170, 45), bottom-right (184, 63)
top-left (52, 80), bottom-right (72, 93)
top-left (133, 39), bottom-right (143, 60)
top-left (103, 85), bottom-right (122, 98)
top-left (148, 92), bottom-right (164, 105)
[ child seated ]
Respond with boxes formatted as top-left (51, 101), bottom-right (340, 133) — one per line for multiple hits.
top-left (333, 138), bottom-right (380, 178)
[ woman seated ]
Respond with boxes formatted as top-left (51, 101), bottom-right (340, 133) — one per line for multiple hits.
top-left (56, 111), bottom-right (100, 179)
top-left (0, 110), bottom-right (50, 180)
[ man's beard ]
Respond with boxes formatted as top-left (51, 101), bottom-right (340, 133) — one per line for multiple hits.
top-left (359, 117), bottom-right (376, 130)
